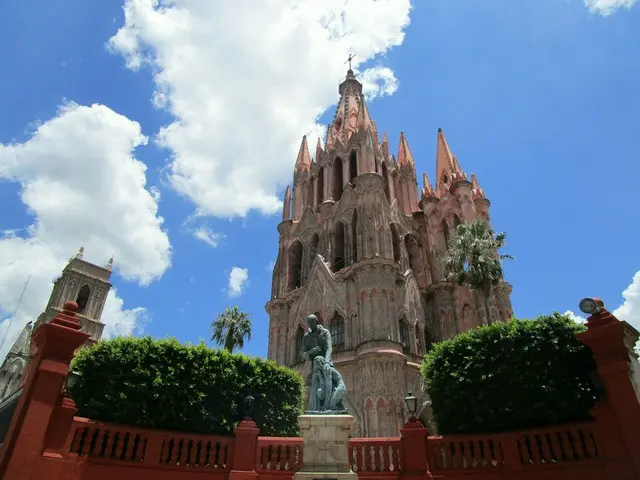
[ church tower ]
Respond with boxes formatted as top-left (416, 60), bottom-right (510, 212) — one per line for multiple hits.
top-left (0, 248), bottom-right (113, 403)
top-left (265, 68), bottom-right (513, 437)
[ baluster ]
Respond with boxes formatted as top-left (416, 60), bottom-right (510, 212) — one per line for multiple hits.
top-left (463, 441), bottom-right (473, 468)
top-left (124, 432), bottom-right (136, 461)
top-left (534, 433), bottom-right (548, 463)
top-left (355, 444), bottom-right (363, 472)
top-left (93, 428), bottom-right (107, 457)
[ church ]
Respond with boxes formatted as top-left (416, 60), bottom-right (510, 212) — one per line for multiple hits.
top-left (0, 248), bottom-right (112, 405)
top-left (265, 67), bottom-right (513, 437)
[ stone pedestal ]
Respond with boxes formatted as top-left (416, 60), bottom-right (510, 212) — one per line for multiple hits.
top-left (294, 415), bottom-right (357, 480)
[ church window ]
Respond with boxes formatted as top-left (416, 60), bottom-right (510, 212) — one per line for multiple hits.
top-left (399, 319), bottom-right (410, 354)
top-left (349, 151), bottom-right (357, 184)
top-left (317, 168), bottom-right (325, 205)
top-left (351, 210), bottom-right (358, 264)
top-left (76, 285), bottom-right (91, 314)
top-left (288, 241), bottom-right (303, 291)
top-left (390, 224), bottom-right (401, 263)
top-left (424, 329), bottom-right (434, 353)
top-left (330, 313), bottom-right (345, 352)
top-left (332, 222), bottom-right (345, 272)
top-left (415, 324), bottom-right (424, 356)
top-left (461, 304), bottom-right (474, 331)
top-left (382, 163), bottom-right (390, 202)
top-left (295, 327), bottom-right (305, 363)
top-left (332, 158), bottom-right (343, 201)
top-left (404, 234), bottom-right (422, 274)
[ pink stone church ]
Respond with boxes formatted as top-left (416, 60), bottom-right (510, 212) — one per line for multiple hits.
top-left (265, 68), bottom-right (513, 437)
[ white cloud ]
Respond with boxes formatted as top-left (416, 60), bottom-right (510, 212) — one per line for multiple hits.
top-left (228, 267), bottom-right (249, 298)
top-left (564, 310), bottom-right (587, 324)
top-left (0, 103), bottom-right (172, 361)
top-left (108, 0), bottom-right (412, 219)
top-left (192, 226), bottom-right (224, 247)
top-left (584, 0), bottom-right (637, 15)
top-left (613, 271), bottom-right (640, 331)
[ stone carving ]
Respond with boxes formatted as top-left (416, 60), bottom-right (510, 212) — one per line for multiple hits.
top-left (300, 314), bottom-right (347, 414)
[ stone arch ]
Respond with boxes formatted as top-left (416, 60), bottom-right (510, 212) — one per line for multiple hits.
top-left (332, 221), bottom-right (345, 272)
top-left (349, 150), bottom-right (358, 183)
top-left (390, 224), bottom-right (401, 263)
top-left (404, 234), bottom-right (423, 275)
top-left (316, 167), bottom-right (324, 205)
top-left (442, 219), bottom-right (450, 248)
top-left (332, 157), bottom-right (343, 201)
top-left (76, 284), bottom-right (91, 314)
top-left (329, 311), bottom-right (345, 352)
top-left (382, 162), bottom-right (390, 202)
top-left (287, 241), bottom-right (303, 291)
top-left (309, 233), bottom-right (320, 261)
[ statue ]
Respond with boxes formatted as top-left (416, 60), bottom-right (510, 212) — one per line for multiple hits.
top-left (300, 314), bottom-right (347, 414)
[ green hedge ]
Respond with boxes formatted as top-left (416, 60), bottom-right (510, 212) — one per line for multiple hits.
top-left (421, 313), bottom-right (601, 434)
top-left (69, 337), bottom-right (304, 436)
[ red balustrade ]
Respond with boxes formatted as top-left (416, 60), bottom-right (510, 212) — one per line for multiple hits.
top-left (255, 436), bottom-right (303, 473)
top-left (349, 437), bottom-right (402, 474)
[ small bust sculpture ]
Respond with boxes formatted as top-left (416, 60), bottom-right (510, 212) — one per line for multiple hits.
top-left (300, 314), bottom-right (347, 413)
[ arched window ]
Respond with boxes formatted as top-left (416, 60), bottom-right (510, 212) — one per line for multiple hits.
top-left (76, 285), bottom-right (91, 314)
top-left (442, 220), bottom-right (450, 248)
top-left (351, 210), bottom-right (358, 265)
top-left (317, 168), bottom-right (324, 205)
top-left (382, 163), bottom-right (390, 202)
top-left (415, 325), bottom-right (424, 356)
top-left (390, 224), bottom-right (401, 263)
top-left (332, 222), bottom-right (345, 272)
top-left (329, 313), bottom-right (345, 352)
top-left (404, 235), bottom-right (422, 274)
top-left (349, 151), bottom-right (358, 184)
top-left (399, 319), bottom-right (410, 354)
top-left (424, 329), bottom-right (434, 353)
top-left (288, 241), bottom-right (303, 290)
top-left (295, 327), bottom-right (305, 363)
top-left (332, 158), bottom-right (343, 201)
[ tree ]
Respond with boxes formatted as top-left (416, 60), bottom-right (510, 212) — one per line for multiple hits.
top-left (211, 306), bottom-right (252, 353)
top-left (443, 220), bottom-right (513, 323)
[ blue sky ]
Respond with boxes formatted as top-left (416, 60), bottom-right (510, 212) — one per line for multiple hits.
top-left (0, 0), bottom-right (638, 361)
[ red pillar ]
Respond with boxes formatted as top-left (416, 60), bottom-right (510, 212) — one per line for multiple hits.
top-left (578, 301), bottom-right (640, 479)
top-left (0, 301), bottom-right (90, 480)
top-left (400, 418), bottom-right (433, 480)
top-left (229, 418), bottom-right (260, 480)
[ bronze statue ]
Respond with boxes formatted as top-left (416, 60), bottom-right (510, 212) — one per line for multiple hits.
top-left (300, 314), bottom-right (346, 413)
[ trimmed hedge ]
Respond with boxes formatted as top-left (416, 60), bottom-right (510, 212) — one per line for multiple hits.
top-left (69, 337), bottom-right (304, 436)
top-left (422, 313), bottom-right (601, 435)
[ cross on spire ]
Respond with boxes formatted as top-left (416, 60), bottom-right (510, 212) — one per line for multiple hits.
top-left (345, 53), bottom-right (356, 70)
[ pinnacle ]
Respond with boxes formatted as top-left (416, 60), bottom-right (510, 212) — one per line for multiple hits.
top-left (295, 135), bottom-right (311, 171)
top-left (397, 131), bottom-right (415, 166)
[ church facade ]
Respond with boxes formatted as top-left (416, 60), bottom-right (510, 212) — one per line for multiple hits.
top-left (265, 69), bottom-right (513, 437)
top-left (0, 248), bottom-right (112, 403)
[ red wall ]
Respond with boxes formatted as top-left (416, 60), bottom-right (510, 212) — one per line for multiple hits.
top-left (1, 300), bottom-right (638, 480)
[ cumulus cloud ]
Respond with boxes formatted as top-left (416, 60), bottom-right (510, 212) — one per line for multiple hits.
top-left (613, 271), bottom-right (640, 330)
top-left (0, 103), bottom-right (172, 361)
top-left (564, 310), bottom-right (587, 324)
top-left (228, 267), bottom-right (249, 298)
top-left (584, 0), bottom-right (637, 15)
top-left (108, 0), bottom-right (412, 218)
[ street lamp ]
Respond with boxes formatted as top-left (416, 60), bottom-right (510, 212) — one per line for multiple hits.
top-left (65, 371), bottom-right (81, 393)
top-left (404, 392), bottom-right (418, 420)
top-left (579, 297), bottom-right (604, 315)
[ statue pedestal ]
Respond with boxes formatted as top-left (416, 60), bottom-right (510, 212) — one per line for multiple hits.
top-left (294, 414), bottom-right (357, 480)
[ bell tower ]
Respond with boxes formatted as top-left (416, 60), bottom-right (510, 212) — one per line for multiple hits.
top-left (34, 247), bottom-right (113, 343)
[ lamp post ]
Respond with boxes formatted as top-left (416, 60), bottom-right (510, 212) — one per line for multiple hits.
top-left (64, 371), bottom-right (81, 394)
top-left (404, 392), bottom-right (418, 421)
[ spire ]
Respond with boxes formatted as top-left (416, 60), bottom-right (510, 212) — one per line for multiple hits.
top-left (315, 137), bottom-right (323, 163)
top-left (356, 95), bottom-right (373, 131)
top-left (397, 131), bottom-right (415, 167)
top-left (295, 136), bottom-right (311, 172)
top-left (435, 128), bottom-right (467, 195)
top-left (382, 132), bottom-right (389, 158)
top-left (421, 172), bottom-right (436, 200)
top-left (282, 185), bottom-right (292, 221)
top-left (325, 67), bottom-right (365, 150)
top-left (8, 321), bottom-right (33, 357)
top-left (107, 256), bottom-right (114, 271)
top-left (471, 174), bottom-right (486, 200)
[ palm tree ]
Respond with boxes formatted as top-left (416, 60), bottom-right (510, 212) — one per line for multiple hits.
top-left (443, 220), bottom-right (513, 324)
top-left (211, 306), bottom-right (252, 353)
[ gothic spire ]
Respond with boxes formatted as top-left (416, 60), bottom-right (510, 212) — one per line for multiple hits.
top-left (397, 131), bottom-right (415, 167)
top-left (282, 185), bottom-right (292, 221)
top-left (421, 172), bottom-right (436, 200)
top-left (295, 136), bottom-right (311, 172)
top-left (315, 137), bottom-right (323, 163)
top-left (471, 174), bottom-right (486, 200)
top-left (435, 128), bottom-right (467, 195)
top-left (325, 68), bottom-right (365, 151)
